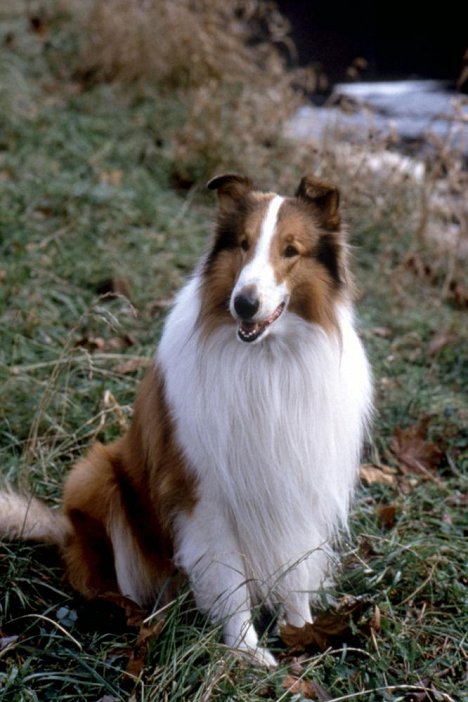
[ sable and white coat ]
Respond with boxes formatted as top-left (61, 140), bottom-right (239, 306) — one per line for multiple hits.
top-left (0, 174), bottom-right (372, 667)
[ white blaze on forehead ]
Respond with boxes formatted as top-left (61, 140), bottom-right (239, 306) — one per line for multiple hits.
top-left (231, 194), bottom-right (287, 321)
top-left (255, 195), bottom-right (285, 262)
top-left (237, 195), bottom-right (284, 285)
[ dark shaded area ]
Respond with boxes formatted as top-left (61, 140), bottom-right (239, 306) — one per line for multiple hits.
top-left (277, 0), bottom-right (466, 84)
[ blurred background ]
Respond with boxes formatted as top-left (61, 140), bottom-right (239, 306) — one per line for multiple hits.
top-left (277, 0), bottom-right (466, 85)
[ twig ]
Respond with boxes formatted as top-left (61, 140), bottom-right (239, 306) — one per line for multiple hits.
top-left (399, 558), bottom-right (440, 606)
top-left (16, 614), bottom-right (82, 651)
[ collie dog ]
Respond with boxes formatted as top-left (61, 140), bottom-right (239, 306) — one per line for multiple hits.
top-left (0, 174), bottom-right (372, 666)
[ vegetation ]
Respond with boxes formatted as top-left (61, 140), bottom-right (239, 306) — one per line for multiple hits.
top-left (0, 2), bottom-right (466, 700)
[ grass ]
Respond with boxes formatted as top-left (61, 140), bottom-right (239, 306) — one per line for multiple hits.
top-left (0, 3), bottom-right (467, 701)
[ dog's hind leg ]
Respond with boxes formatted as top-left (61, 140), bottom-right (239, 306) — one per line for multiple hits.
top-left (61, 442), bottom-right (122, 598)
top-left (62, 508), bottom-right (119, 598)
top-left (62, 440), bottom-right (175, 606)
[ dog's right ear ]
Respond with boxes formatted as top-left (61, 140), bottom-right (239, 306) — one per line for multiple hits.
top-left (207, 174), bottom-right (253, 212)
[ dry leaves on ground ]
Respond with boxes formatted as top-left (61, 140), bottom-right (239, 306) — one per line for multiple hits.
top-left (74, 592), bottom-right (166, 683)
top-left (75, 333), bottom-right (136, 352)
top-left (95, 276), bottom-right (132, 300)
top-left (279, 597), bottom-right (366, 653)
top-left (98, 170), bottom-right (124, 187)
top-left (404, 254), bottom-right (468, 309)
top-left (377, 503), bottom-right (398, 529)
top-left (282, 674), bottom-right (331, 701)
top-left (125, 617), bottom-right (166, 680)
top-left (427, 332), bottom-right (456, 356)
top-left (360, 463), bottom-right (398, 486)
top-left (113, 357), bottom-right (152, 375)
top-left (362, 418), bottom-right (445, 493)
top-left (371, 326), bottom-right (393, 338)
top-left (390, 418), bottom-right (444, 480)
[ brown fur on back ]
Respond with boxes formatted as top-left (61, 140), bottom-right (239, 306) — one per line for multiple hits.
top-left (61, 363), bottom-right (196, 603)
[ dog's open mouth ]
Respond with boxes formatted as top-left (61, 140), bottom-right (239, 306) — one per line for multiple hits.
top-left (237, 302), bottom-right (286, 343)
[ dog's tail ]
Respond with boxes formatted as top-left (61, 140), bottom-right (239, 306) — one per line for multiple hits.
top-left (0, 488), bottom-right (70, 547)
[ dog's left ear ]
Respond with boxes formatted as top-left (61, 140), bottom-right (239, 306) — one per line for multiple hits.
top-left (207, 173), bottom-right (253, 212)
top-left (295, 176), bottom-right (341, 231)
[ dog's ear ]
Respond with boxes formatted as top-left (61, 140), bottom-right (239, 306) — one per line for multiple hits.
top-left (207, 173), bottom-right (253, 212)
top-left (295, 176), bottom-right (340, 230)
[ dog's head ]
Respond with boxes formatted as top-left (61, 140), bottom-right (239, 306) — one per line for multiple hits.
top-left (202, 174), bottom-right (348, 342)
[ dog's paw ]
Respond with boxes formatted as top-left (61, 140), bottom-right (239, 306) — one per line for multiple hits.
top-left (235, 643), bottom-right (278, 668)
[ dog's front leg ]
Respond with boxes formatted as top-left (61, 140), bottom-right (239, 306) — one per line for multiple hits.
top-left (174, 502), bottom-right (277, 667)
top-left (283, 590), bottom-right (314, 628)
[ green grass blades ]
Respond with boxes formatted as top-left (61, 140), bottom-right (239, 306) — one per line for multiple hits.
top-left (1, 2), bottom-right (466, 701)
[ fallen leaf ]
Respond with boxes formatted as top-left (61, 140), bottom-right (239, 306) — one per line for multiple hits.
top-left (75, 335), bottom-right (106, 351)
top-left (280, 598), bottom-right (364, 652)
top-left (106, 335), bottom-right (136, 350)
top-left (288, 657), bottom-right (308, 676)
top-left (360, 463), bottom-right (397, 486)
top-left (428, 332), bottom-right (455, 356)
top-left (377, 503), bottom-right (398, 529)
top-left (95, 276), bottom-right (132, 300)
top-left (390, 419), bottom-right (444, 479)
top-left (371, 326), bottom-right (393, 338)
top-left (282, 675), bottom-right (331, 701)
top-left (75, 334), bottom-right (135, 353)
top-left (99, 170), bottom-right (124, 187)
top-left (113, 357), bottom-right (151, 375)
top-left (125, 618), bottom-right (166, 679)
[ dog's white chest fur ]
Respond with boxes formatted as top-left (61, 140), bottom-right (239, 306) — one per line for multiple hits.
top-left (158, 276), bottom-right (371, 650)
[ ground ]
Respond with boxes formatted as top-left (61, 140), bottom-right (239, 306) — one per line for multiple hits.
top-left (0, 4), bottom-right (466, 701)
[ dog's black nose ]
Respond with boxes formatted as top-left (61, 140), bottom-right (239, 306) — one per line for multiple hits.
top-left (234, 289), bottom-right (260, 320)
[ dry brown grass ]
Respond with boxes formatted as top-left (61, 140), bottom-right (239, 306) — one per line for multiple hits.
top-left (64, 0), bottom-right (316, 184)
top-left (59, 0), bottom-right (466, 282)
top-left (72, 0), bottom-right (293, 89)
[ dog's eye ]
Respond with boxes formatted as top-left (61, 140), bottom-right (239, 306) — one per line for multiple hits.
top-left (240, 239), bottom-right (249, 252)
top-left (283, 244), bottom-right (299, 258)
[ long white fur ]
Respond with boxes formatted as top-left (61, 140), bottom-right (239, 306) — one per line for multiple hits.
top-left (0, 490), bottom-right (69, 546)
top-left (109, 505), bottom-right (158, 606)
top-left (157, 198), bottom-right (372, 664)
